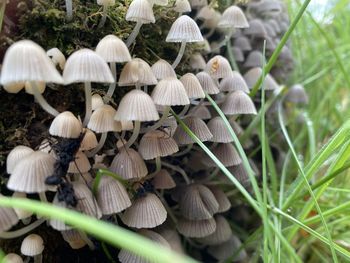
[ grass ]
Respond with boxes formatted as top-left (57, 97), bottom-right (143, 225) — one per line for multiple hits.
top-left (1, 0), bottom-right (350, 262)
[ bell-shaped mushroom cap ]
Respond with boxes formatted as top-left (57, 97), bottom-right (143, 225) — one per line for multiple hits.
top-left (120, 193), bottom-right (167, 228)
top-left (189, 0), bottom-right (207, 8)
top-left (208, 235), bottom-right (247, 261)
top-left (47, 47), bottom-right (66, 70)
top-left (189, 53), bottom-right (206, 71)
top-left (180, 184), bottom-right (219, 220)
top-left (285, 84), bottom-right (309, 104)
top-left (231, 46), bottom-right (244, 62)
top-left (221, 91), bottom-right (257, 115)
top-left (207, 116), bottom-right (233, 143)
top-left (205, 55), bottom-right (232, 79)
top-left (151, 169), bottom-right (176, 189)
top-left (115, 89), bottom-right (159, 121)
top-left (61, 229), bottom-right (87, 249)
top-left (0, 40), bottom-right (64, 85)
top-left (196, 6), bottom-right (215, 20)
top-left (126, 0), bottom-right (155, 24)
top-left (201, 10), bottom-right (221, 29)
top-left (173, 116), bottom-right (212, 145)
top-left (196, 71), bottom-right (220, 94)
top-left (196, 215), bottom-right (232, 245)
top-left (151, 77), bottom-right (190, 106)
top-left (80, 128), bottom-right (98, 151)
top-left (174, 0), bottom-right (191, 13)
top-left (2, 82), bottom-right (25, 94)
top-left (121, 120), bottom-right (134, 131)
top-left (243, 67), bottom-right (279, 90)
top-left (96, 176), bottom-right (131, 215)
top-left (0, 201), bottom-right (19, 233)
top-left (96, 34), bottom-right (131, 63)
top-left (49, 111), bottom-right (82, 138)
top-left (6, 146), bottom-right (34, 174)
top-left (219, 71), bottom-right (249, 93)
top-left (204, 143), bottom-right (242, 167)
top-left (7, 151), bottom-right (55, 193)
top-left (151, 59), bottom-right (176, 80)
top-left (118, 58), bottom-right (157, 86)
top-left (227, 164), bottom-right (251, 188)
top-left (244, 50), bottom-right (264, 68)
top-left (218, 5), bottom-right (249, 28)
top-left (180, 73), bottom-right (205, 99)
top-left (177, 217), bottom-right (216, 238)
top-left (20, 234), bottom-right (44, 257)
top-left (110, 147), bottom-right (148, 180)
top-left (73, 182), bottom-right (102, 218)
top-left (2, 253), bottom-right (23, 263)
top-left (208, 186), bottom-right (231, 212)
top-left (244, 19), bottom-right (267, 38)
top-left (68, 151), bottom-right (91, 173)
top-left (234, 36), bottom-right (252, 52)
top-left (63, 49), bottom-right (114, 84)
top-left (118, 230), bottom-right (170, 263)
top-left (166, 15), bottom-right (203, 43)
top-left (49, 194), bottom-right (73, 231)
top-left (88, 105), bottom-right (120, 133)
top-left (256, 0), bottom-right (282, 14)
top-left (267, 18), bottom-right (281, 34)
top-left (91, 94), bottom-right (104, 111)
top-left (188, 105), bottom-right (211, 120)
top-left (139, 130), bottom-right (179, 160)
top-left (263, 22), bottom-right (277, 37)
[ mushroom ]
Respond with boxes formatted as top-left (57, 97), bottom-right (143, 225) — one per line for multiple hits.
top-left (125, 0), bottom-right (155, 47)
top-left (0, 40), bottom-right (64, 116)
top-left (2, 253), bottom-right (23, 263)
top-left (97, 0), bottom-right (115, 27)
top-left (20, 234), bottom-right (44, 263)
top-left (166, 15), bottom-right (203, 69)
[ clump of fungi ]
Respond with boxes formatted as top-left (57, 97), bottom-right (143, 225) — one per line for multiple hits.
top-left (0, 0), bottom-right (305, 261)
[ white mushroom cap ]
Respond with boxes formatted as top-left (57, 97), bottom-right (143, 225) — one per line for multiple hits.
top-left (126, 0), bottom-right (155, 24)
top-left (189, 53), bottom-right (206, 70)
top-left (20, 234), bottom-right (44, 257)
top-left (151, 59), bottom-right (176, 80)
top-left (166, 15), bottom-right (203, 43)
top-left (6, 145), bottom-right (34, 174)
top-left (151, 77), bottom-right (190, 106)
top-left (0, 40), bottom-right (64, 85)
top-left (80, 128), bottom-right (98, 151)
top-left (205, 55), bottom-right (232, 79)
top-left (115, 89), bottom-right (159, 121)
top-left (189, 0), bottom-right (207, 8)
top-left (7, 151), bottom-right (55, 193)
top-left (174, 0), bottom-right (191, 13)
top-left (24, 81), bottom-right (46, 95)
top-left (49, 111), bottom-right (82, 138)
top-left (88, 105), bottom-right (120, 133)
top-left (91, 94), bottom-right (105, 111)
top-left (63, 49), bottom-right (114, 84)
top-left (96, 35), bottom-right (131, 63)
top-left (0, 198), bottom-right (19, 233)
top-left (180, 73), bottom-right (205, 99)
top-left (218, 5), bottom-right (249, 29)
top-left (119, 58), bottom-right (157, 86)
top-left (46, 47), bottom-right (66, 70)
top-left (2, 253), bottom-right (24, 263)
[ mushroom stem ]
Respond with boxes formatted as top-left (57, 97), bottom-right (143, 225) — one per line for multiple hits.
top-left (210, 29), bottom-right (233, 53)
top-left (33, 254), bottom-right (42, 263)
top-left (83, 82), bottom-right (92, 126)
top-left (87, 132), bottom-right (108, 157)
top-left (172, 40), bottom-right (187, 69)
top-left (178, 104), bottom-right (190, 117)
top-left (126, 21), bottom-right (143, 48)
top-left (0, 218), bottom-right (46, 239)
top-left (155, 156), bottom-right (162, 173)
top-left (140, 106), bottom-right (171, 133)
top-left (65, 0), bottom-right (73, 21)
top-left (98, 5), bottom-right (108, 28)
top-left (161, 161), bottom-right (190, 184)
top-left (38, 192), bottom-right (47, 203)
top-left (226, 39), bottom-right (239, 72)
top-left (125, 121), bottom-right (141, 148)
top-left (31, 82), bottom-right (59, 117)
top-left (79, 230), bottom-right (95, 250)
top-left (104, 62), bottom-right (117, 102)
top-left (172, 144), bottom-right (193, 157)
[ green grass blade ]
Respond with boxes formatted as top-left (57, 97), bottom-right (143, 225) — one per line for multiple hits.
top-left (0, 197), bottom-right (197, 263)
top-left (278, 102), bottom-right (338, 262)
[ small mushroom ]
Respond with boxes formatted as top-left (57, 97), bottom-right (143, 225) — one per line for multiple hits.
top-left (20, 234), bottom-right (44, 263)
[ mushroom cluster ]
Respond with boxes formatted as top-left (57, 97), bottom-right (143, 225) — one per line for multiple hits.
top-left (0, 0), bottom-right (308, 262)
